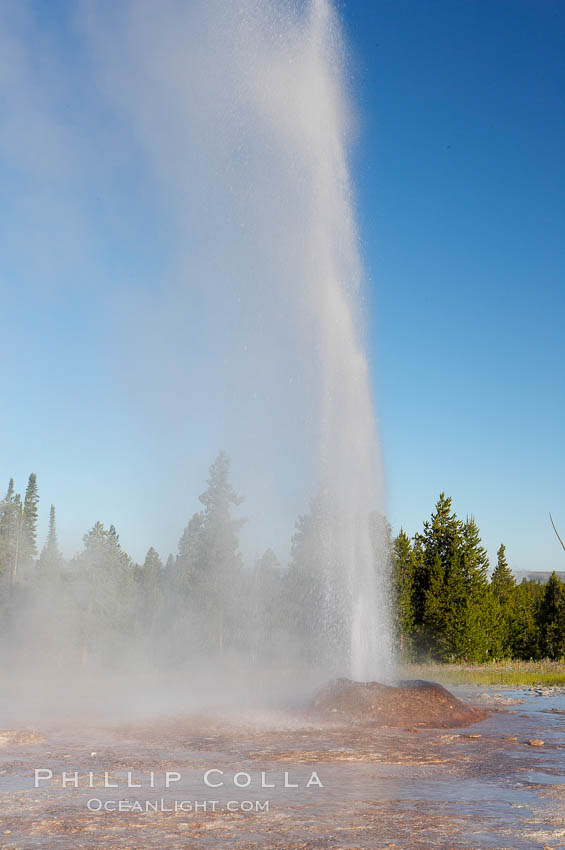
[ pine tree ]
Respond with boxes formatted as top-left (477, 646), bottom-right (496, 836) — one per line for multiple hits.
top-left (420, 494), bottom-right (462, 567)
top-left (5, 492), bottom-right (23, 585)
top-left (142, 546), bottom-right (163, 596)
top-left (422, 554), bottom-right (446, 659)
top-left (0, 479), bottom-right (16, 581)
top-left (47, 504), bottom-right (58, 549)
top-left (491, 544), bottom-right (515, 604)
top-left (512, 579), bottom-right (542, 659)
top-left (413, 493), bottom-right (461, 626)
top-left (461, 516), bottom-right (489, 594)
top-left (443, 546), bottom-right (468, 659)
top-left (177, 512), bottom-right (205, 593)
top-left (483, 586), bottom-right (505, 660)
top-left (464, 592), bottom-right (495, 662)
top-left (459, 516), bottom-right (491, 660)
top-left (76, 521), bottom-right (135, 666)
top-left (21, 473), bottom-right (39, 564)
top-left (490, 544), bottom-right (516, 657)
top-left (256, 548), bottom-right (280, 573)
top-left (2, 479), bottom-right (14, 503)
top-left (539, 572), bottom-right (565, 660)
top-left (251, 549), bottom-right (283, 664)
top-left (412, 497), bottom-right (497, 661)
top-left (391, 530), bottom-right (416, 657)
top-left (286, 490), bottom-right (351, 670)
top-left (195, 451), bottom-right (245, 654)
top-left (138, 546), bottom-right (163, 653)
top-left (39, 505), bottom-right (63, 573)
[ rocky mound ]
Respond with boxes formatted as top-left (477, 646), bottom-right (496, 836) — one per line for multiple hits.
top-left (312, 678), bottom-right (488, 728)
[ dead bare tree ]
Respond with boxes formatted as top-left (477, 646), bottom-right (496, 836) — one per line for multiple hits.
top-left (550, 513), bottom-right (565, 552)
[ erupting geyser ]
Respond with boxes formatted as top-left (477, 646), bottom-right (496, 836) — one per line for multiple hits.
top-left (88, 0), bottom-right (392, 682)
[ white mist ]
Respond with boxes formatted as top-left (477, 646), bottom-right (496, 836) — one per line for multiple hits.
top-left (85, 0), bottom-right (392, 682)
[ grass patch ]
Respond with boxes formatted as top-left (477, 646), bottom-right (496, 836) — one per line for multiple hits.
top-left (400, 660), bottom-right (565, 687)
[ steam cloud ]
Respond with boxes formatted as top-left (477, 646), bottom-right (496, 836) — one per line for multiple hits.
top-left (1, 0), bottom-right (391, 715)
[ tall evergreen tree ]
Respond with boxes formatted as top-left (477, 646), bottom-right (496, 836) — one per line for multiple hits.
top-left (0, 479), bottom-right (16, 581)
top-left (413, 493), bottom-right (461, 626)
top-left (459, 516), bottom-right (492, 660)
top-left (422, 554), bottom-right (446, 658)
top-left (143, 546), bottom-right (163, 579)
top-left (491, 544), bottom-right (515, 603)
top-left (6, 492), bottom-right (23, 585)
top-left (21, 473), bottom-right (39, 564)
top-left (539, 572), bottom-right (565, 660)
top-left (391, 530), bottom-right (416, 656)
top-left (442, 546), bottom-right (468, 659)
top-left (490, 543), bottom-right (516, 657)
top-left (411, 497), bottom-right (500, 661)
top-left (2, 479), bottom-right (14, 503)
top-left (39, 505), bottom-right (63, 572)
top-left (138, 546), bottom-right (164, 653)
top-left (76, 521), bottom-right (135, 666)
top-left (483, 586), bottom-right (506, 660)
top-left (461, 516), bottom-right (489, 594)
top-left (177, 512), bottom-right (205, 593)
top-left (194, 451), bottom-right (245, 654)
top-left (286, 490), bottom-right (357, 670)
top-left (512, 579), bottom-right (543, 659)
top-left (250, 549), bottom-right (284, 664)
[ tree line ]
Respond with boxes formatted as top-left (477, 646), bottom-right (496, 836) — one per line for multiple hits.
top-left (0, 453), bottom-right (350, 672)
top-left (1, 462), bottom-right (563, 670)
top-left (391, 493), bottom-right (565, 662)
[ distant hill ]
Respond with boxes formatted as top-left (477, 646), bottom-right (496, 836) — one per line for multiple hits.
top-left (512, 570), bottom-right (565, 584)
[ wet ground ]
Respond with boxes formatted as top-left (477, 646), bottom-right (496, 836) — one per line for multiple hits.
top-left (1, 685), bottom-right (564, 849)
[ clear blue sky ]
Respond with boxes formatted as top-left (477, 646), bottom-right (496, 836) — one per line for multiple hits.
top-left (1, 0), bottom-right (563, 571)
top-left (342, 0), bottom-right (565, 572)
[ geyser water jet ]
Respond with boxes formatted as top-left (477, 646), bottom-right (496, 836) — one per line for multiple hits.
top-left (87, 0), bottom-right (392, 682)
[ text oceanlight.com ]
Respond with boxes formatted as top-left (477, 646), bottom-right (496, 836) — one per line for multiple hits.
top-left (86, 799), bottom-right (270, 813)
